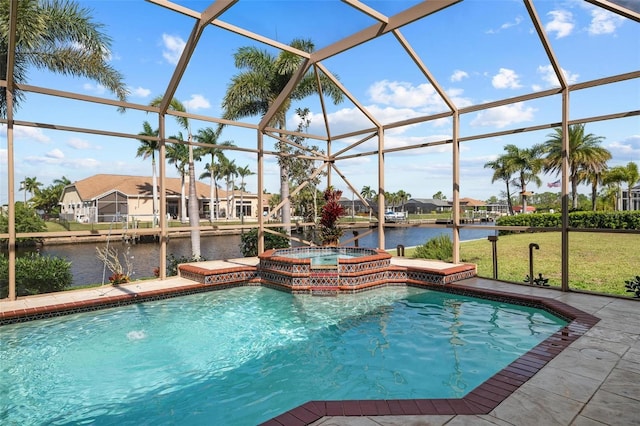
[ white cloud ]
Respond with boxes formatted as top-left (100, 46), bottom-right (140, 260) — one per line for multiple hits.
top-left (492, 68), bottom-right (522, 89)
top-left (183, 94), bottom-right (211, 111)
top-left (450, 70), bottom-right (469, 82)
top-left (545, 10), bottom-right (574, 39)
top-left (536, 64), bottom-right (579, 88)
top-left (67, 138), bottom-right (91, 150)
top-left (82, 83), bottom-right (107, 95)
top-left (588, 8), bottom-right (624, 35)
top-left (46, 149), bottom-right (65, 159)
top-left (1, 125), bottom-right (51, 143)
top-left (470, 102), bottom-right (536, 128)
top-left (486, 15), bottom-right (523, 34)
top-left (162, 34), bottom-right (185, 65)
top-left (607, 135), bottom-right (640, 162)
top-left (367, 80), bottom-right (443, 109)
top-left (131, 86), bottom-right (152, 98)
top-left (0, 148), bottom-right (6, 164)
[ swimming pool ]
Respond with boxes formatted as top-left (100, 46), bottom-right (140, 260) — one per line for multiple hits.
top-left (0, 286), bottom-right (566, 425)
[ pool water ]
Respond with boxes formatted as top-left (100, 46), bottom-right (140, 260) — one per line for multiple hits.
top-left (0, 286), bottom-right (566, 425)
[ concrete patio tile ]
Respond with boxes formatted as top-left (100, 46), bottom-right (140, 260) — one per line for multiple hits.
top-left (570, 415), bottom-right (608, 425)
top-left (621, 346), bottom-right (640, 364)
top-left (579, 390), bottom-right (640, 425)
top-left (525, 366), bottom-right (601, 403)
top-left (582, 324), bottom-right (638, 347)
top-left (545, 347), bottom-right (618, 382)
top-left (311, 415), bottom-right (453, 426)
top-left (566, 335), bottom-right (629, 358)
top-left (599, 368), bottom-right (640, 401)
top-left (490, 384), bottom-right (584, 426)
top-left (372, 415), bottom-right (453, 425)
top-left (445, 414), bottom-right (514, 425)
top-left (554, 294), bottom-right (612, 315)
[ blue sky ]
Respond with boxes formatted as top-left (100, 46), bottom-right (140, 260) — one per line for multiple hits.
top-left (1, 0), bottom-right (638, 205)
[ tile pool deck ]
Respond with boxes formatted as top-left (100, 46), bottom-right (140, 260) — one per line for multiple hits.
top-left (1, 257), bottom-right (639, 426)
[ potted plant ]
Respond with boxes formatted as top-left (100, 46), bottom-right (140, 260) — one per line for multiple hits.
top-left (319, 186), bottom-right (345, 246)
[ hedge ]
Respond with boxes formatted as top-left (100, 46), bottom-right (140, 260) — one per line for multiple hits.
top-left (0, 253), bottom-right (73, 298)
top-left (496, 211), bottom-right (640, 234)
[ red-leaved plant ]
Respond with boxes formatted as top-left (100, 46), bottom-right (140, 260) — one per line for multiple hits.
top-left (319, 186), bottom-right (345, 245)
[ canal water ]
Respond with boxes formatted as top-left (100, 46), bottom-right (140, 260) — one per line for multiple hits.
top-left (35, 225), bottom-right (496, 287)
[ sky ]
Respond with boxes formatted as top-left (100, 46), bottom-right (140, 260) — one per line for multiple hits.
top-left (1, 0), bottom-right (639, 205)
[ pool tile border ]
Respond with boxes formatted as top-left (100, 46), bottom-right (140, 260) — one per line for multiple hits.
top-left (259, 280), bottom-right (600, 426)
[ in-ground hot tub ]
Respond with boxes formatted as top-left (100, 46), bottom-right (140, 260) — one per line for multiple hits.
top-left (258, 247), bottom-right (394, 294)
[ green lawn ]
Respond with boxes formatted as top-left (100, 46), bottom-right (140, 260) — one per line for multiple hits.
top-left (404, 232), bottom-right (640, 297)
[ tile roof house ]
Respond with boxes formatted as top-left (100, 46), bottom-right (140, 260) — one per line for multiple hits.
top-left (58, 174), bottom-right (258, 223)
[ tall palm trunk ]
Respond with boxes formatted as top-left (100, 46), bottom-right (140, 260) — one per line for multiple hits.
top-left (188, 145), bottom-right (201, 258)
top-left (281, 162), bottom-right (291, 238)
top-left (180, 174), bottom-right (187, 223)
top-left (152, 156), bottom-right (158, 226)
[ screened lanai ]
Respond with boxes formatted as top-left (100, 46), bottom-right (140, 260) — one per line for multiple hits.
top-left (1, 0), bottom-right (639, 300)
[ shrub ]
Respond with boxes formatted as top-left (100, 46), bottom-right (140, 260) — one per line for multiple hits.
top-left (496, 211), bottom-right (640, 235)
top-left (412, 234), bottom-right (453, 261)
top-left (0, 203), bottom-right (47, 246)
top-left (0, 253), bottom-right (73, 298)
top-left (625, 276), bottom-right (640, 298)
top-left (240, 228), bottom-right (290, 257)
top-left (165, 253), bottom-right (206, 277)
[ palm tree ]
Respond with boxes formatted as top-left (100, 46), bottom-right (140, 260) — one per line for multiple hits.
top-left (578, 162), bottom-right (608, 211)
top-left (53, 176), bottom-right (71, 187)
top-left (543, 124), bottom-right (610, 210)
top-left (20, 176), bottom-right (41, 203)
top-left (136, 121), bottom-right (159, 225)
top-left (396, 190), bottom-right (411, 213)
top-left (221, 38), bottom-right (344, 236)
top-left (194, 127), bottom-right (235, 222)
top-left (484, 155), bottom-right (515, 215)
top-left (360, 185), bottom-right (376, 220)
top-left (605, 162), bottom-right (639, 211)
top-left (166, 137), bottom-right (189, 223)
top-left (503, 144), bottom-right (544, 213)
top-left (236, 165), bottom-right (255, 225)
top-left (150, 96), bottom-right (201, 258)
top-left (0, 0), bottom-right (128, 117)
top-left (219, 156), bottom-right (237, 219)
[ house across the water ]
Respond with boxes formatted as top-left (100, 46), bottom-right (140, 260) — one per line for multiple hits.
top-left (58, 174), bottom-right (260, 223)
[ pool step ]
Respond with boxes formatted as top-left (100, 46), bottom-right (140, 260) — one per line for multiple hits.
top-left (310, 286), bottom-right (339, 296)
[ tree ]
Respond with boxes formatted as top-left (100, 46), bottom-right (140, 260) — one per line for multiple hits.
top-left (432, 191), bottom-right (447, 200)
top-left (484, 156), bottom-right (515, 215)
top-left (543, 124), bottom-right (610, 210)
top-left (31, 176), bottom-right (70, 217)
top-left (221, 38), bottom-right (344, 237)
top-left (503, 144), bottom-right (544, 213)
top-left (0, 202), bottom-right (46, 245)
top-left (360, 185), bottom-right (376, 201)
top-left (20, 176), bottom-right (41, 204)
top-left (136, 121), bottom-right (159, 225)
top-left (360, 185), bottom-right (376, 221)
top-left (396, 190), bottom-right (411, 212)
top-left (194, 127), bottom-right (234, 222)
top-left (604, 162), bottom-right (639, 211)
top-left (286, 108), bottom-right (325, 224)
top-left (219, 156), bottom-right (237, 219)
top-left (236, 165), bottom-right (254, 225)
top-left (578, 162), bottom-right (608, 211)
top-left (150, 96), bottom-right (201, 258)
top-left (621, 162), bottom-right (639, 211)
top-left (166, 137), bottom-right (189, 223)
top-left (0, 0), bottom-right (128, 117)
